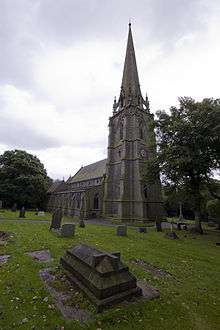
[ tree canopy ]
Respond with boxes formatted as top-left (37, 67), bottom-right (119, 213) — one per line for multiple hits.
top-left (0, 149), bottom-right (51, 209)
top-left (144, 97), bottom-right (220, 232)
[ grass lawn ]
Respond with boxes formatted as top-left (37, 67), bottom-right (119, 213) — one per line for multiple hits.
top-left (0, 209), bottom-right (77, 223)
top-left (0, 216), bottom-right (220, 330)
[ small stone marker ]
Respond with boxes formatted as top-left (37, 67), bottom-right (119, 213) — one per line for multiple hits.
top-left (137, 227), bottom-right (147, 233)
top-left (50, 208), bottom-right (62, 230)
top-left (79, 219), bottom-right (85, 228)
top-left (117, 225), bottom-right (127, 236)
top-left (26, 250), bottom-right (52, 262)
top-left (38, 211), bottom-right (45, 216)
top-left (0, 255), bottom-right (10, 266)
top-left (60, 244), bottom-right (142, 312)
top-left (11, 203), bottom-right (17, 212)
top-left (19, 206), bottom-right (25, 218)
top-left (61, 223), bottom-right (75, 237)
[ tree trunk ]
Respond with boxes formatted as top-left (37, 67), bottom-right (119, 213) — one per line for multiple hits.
top-left (190, 179), bottom-right (204, 234)
top-left (193, 210), bottom-right (203, 234)
top-left (178, 202), bottom-right (184, 222)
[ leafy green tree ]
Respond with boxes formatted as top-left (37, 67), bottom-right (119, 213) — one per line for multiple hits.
top-left (145, 97), bottom-right (220, 233)
top-left (206, 199), bottom-right (220, 229)
top-left (0, 149), bottom-right (51, 209)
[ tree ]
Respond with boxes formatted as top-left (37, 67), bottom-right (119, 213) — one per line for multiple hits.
top-left (147, 97), bottom-right (220, 233)
top-left (0, 149), bottom-right (51, 209)
top-left (206, 199), bottom-right (220, 229)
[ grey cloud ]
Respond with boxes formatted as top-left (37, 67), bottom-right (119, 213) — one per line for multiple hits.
top-left (35, 0), bottom-right (209, 48)
top-left (0, 116), bottom-right (60, 150)
top-left (0, 0), bottom-right (211, 89)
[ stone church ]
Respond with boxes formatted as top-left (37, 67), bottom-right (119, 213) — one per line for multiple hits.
top-left (47, 24), bottom-right (164, 222)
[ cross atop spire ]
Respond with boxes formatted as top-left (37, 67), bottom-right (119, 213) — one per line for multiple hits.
top-left (121, 23), bottom-right (142, 101)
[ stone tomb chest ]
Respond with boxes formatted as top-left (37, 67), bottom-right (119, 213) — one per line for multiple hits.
top-left (60, 244), bottom-right (142, 312)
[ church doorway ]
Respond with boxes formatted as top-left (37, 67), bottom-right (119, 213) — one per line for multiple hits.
top-left (93, 193), bottom-right (99, 210)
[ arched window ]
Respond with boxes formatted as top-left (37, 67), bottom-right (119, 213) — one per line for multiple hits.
top-left (76, 194), bottom-right (81, 209)
top-left (119, 123), bottom-right (123, 140)
top-left (140, 125), bottom-right (144, 139)
top-left (143, 186), bottom-right (148, 199)
top-left (94, 193), bottom-right (99, 209)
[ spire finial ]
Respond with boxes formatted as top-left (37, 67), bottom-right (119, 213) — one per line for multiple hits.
top-left (129, 18), bottom-right (131, 27)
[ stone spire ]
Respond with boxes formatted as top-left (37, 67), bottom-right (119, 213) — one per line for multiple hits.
top-left (121, 23), bottom-right (142, 102)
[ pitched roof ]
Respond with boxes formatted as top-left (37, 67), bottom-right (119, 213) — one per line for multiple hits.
top-left (70, 159), bottom-right (107, 183)
top-left (121, 24), bottom-right (141, 99)
top-left (47, 180), bottom-right (63, 193)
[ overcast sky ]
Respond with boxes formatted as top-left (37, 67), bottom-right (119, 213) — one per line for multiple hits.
top-left (0, 0), bottom-right (219, 179)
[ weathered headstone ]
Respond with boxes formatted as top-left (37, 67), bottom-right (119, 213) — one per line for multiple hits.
top-left (11, 203), bottom-right (17, 212)
top-left (137, 227), bottom-right (147, 233)
top-left (79, 219), bottom-right (85, 228)
top-left (117, 225), bottom-right (127, 236)
top-left (61, 223), bottom-right (75, 237)
top-left (19, 206), bottom-right (25, 218)
top-left (50, 208), bottom-right (62, 230)
top-left (38, 211), bottom-right (45, 217)
top-left (60, 244), bottom-right (142, 312)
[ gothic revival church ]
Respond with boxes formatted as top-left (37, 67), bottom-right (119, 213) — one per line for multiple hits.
top-left (47, 24), bottom-right (163, 222)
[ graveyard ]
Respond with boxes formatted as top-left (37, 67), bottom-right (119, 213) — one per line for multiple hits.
top-left (0, 211), bottom-right (220, 330)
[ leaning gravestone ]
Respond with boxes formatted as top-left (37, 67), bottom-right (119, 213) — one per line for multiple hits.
top-left (61, 223), bottom-right (75, 237)
top-left (19, 206), bottom-right (25, 218)
top-left (117, 225), bottom-right (127, 236)
top-left (60, 244), bottom-right (142, 312)
top-left (50, 208), bottom-right (63, 230)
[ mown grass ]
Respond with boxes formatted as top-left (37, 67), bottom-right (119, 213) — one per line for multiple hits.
top-left (0, 215), bottom-right (220, 330)
top-left (0, 209), bottom-right (77, 223)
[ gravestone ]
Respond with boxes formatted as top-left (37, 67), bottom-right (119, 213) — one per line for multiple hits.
top-left (60, 244), bottom-right (142, 312)
top-left (11, 203), bottom-right (17, 212)
top-left (79, 219), bottom-right (85, 228)
top-left (0, 200), bottom-right (2, 209)
top-left (38, 211), bottom-right (45, 217)
top-left (19, 206), bottom-right (25, 218)
top-left (50, 208), bottom-right (62, 230)
top-left (137, 227), bottom-right (147, 233)
top-left (61, 223), bottom-right (75, 237)
top-left (117, 225), bottom-right (127, 236)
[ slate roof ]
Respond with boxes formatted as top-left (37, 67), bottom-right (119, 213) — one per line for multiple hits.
top-left (70, 159), bottom-right (107, 183)
top-left (47, 180), bottom-right (63, 193)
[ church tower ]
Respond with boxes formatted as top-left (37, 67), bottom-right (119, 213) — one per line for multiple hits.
top-left (103, 24), bottom-right (164, 221)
